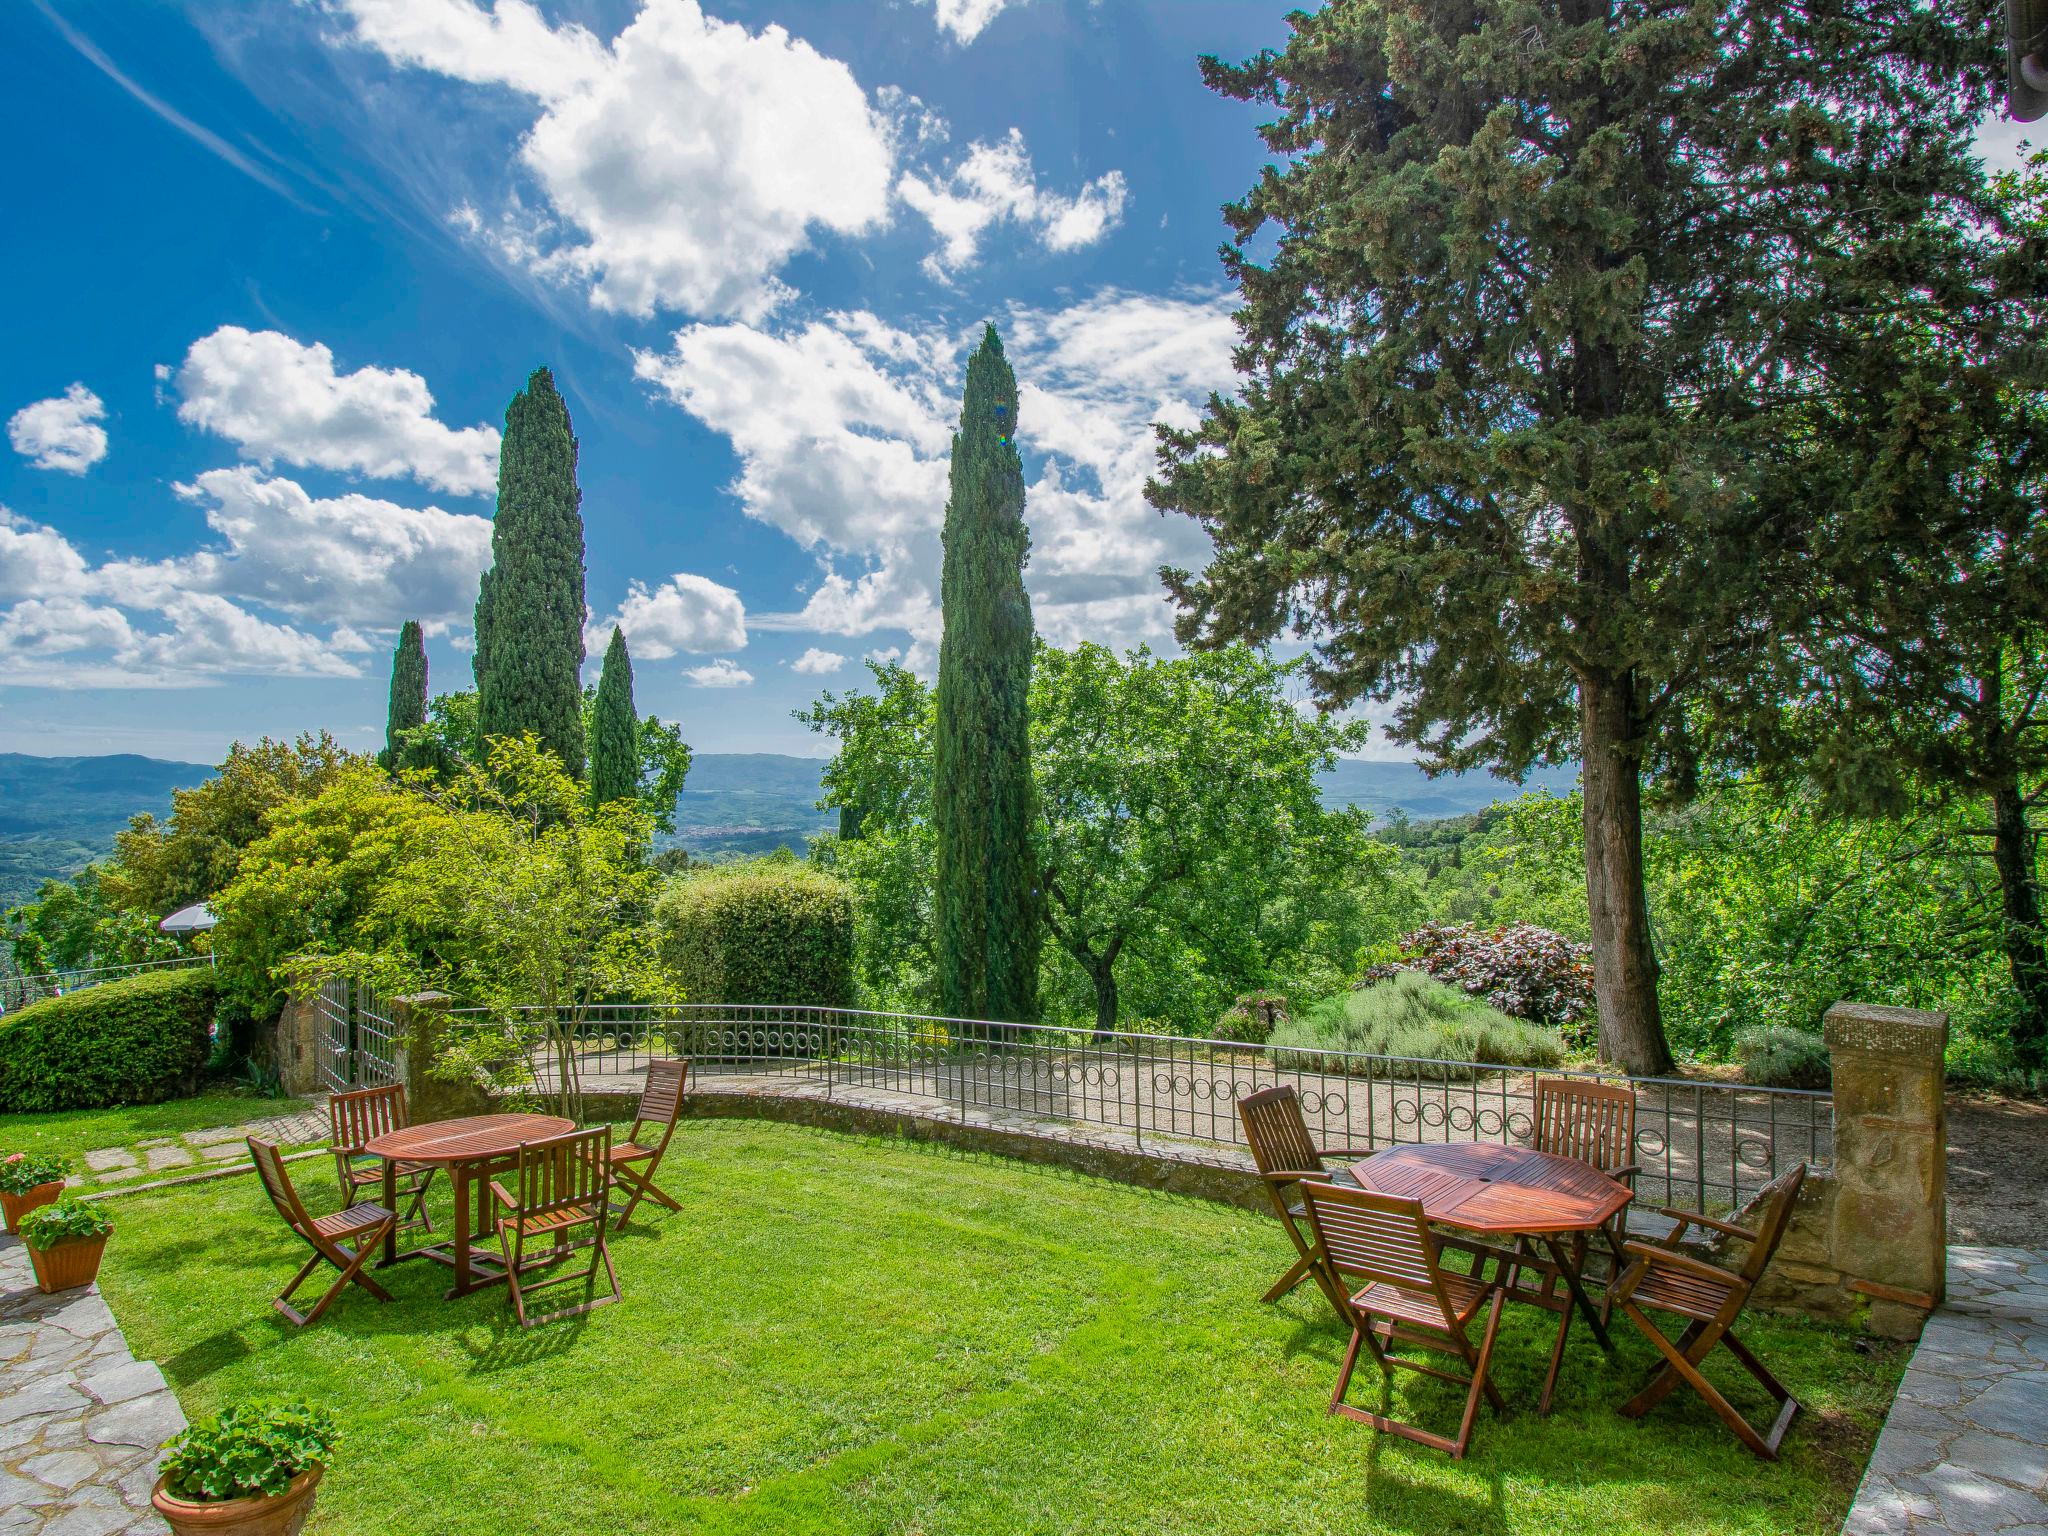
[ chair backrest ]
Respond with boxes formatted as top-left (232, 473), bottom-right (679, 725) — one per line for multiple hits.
top-left (1735, 1162), bottom-right (1807, 1285)
top-left (1534, 1077), bottom-right (1636, 1173)
top-left (634, 1058), bottom-right (690, 1134)
top-left (1238, 1085), bottom-right (1325, 1178)
top-left (248, 1136), bottom-right (311, 1237)
top-left (329, 1084), bottom-right (409, 1155)
top-left (510, 1127), bottom-right (612, 1219)
top-left (1299, 1181), bottom-right (1453, 1318)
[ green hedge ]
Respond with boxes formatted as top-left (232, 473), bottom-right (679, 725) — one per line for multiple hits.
top-left (0, 967), bottom-right (217, 1111)
top-left (1269, 971), bottom-right (1566, 1078)
top-left (654, 863), bottom-right (856, 1010)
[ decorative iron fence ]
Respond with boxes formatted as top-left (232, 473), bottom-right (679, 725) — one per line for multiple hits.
top-left (445, 1002), bottom-right (1831, 1215)
top-left (0, 954), bottom-right (210, 1015)
top-left (314, 977), bottom-right (403, 1093)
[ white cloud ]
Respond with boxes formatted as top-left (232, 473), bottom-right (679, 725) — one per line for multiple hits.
top-left (586, 573), bottom-right (747, 659)
top-left (173, 327), bottom-right (500, 496)
top-left (791, 647), bottom-right (846, 674)
top-left (921, 0), bottom-right (1018, 43)
top-left (897, 130), bottom-right (1126, 279)
top-left (337, 0), bottom-right (896, 320)
top-left (686, 658), bottom-right (754, 687)
top-left (7, 384), bottom-right (109, 474)
top-left (0, 508), bottom-right (95, 601)
top-left (636, 289), bottom-right (1239, 653)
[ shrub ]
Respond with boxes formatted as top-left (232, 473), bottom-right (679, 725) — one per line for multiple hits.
top-left (160, 1402), bottom-right (338, 1503)
top-left (1733, 1025), bottom-right (1831, 1090)
top-left (1363, 921), bottom-right (1596, 1042)
top-left (1211, 992), bottom-right (1290, 1045)
top-left (1271, 972), bottom-right (1567, 1077)
top-left (19, 1196), bottom-right (113, 1251)
top-left (653, 861), bottom-right (856, 1010)
top-left (0, 967), bottom-right (217, 1112)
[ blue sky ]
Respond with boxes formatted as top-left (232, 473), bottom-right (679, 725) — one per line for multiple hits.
top-left (1, 1), bottom-right (2035, 766)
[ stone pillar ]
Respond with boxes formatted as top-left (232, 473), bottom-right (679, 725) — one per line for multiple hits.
top-left (389, 992), bottom-right (489, 1123)
top-left (267, 990), bottom-right (326, 1097)
top-left (1823, 1001), bottom-right (1948, 1337)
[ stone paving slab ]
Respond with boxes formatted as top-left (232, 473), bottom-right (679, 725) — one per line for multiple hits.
top-left (63, 1101), bottom-right (329, 1190)
top-left (0, 1234), bottom-right (180, 1535)
top-left (1842, 1246), bottom-right (2048, 1535)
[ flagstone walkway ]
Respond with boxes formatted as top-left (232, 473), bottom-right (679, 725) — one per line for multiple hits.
top-left (0, 1234), bottom-right (182, 1535)
top-left (1842, 1246), bottom-right (2048, 1535)
top-left (71, 1102), bottom-right (328, 1188)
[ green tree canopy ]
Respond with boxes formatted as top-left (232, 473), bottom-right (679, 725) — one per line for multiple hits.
top-left (475, 366), bottom-right (587, 778)
top-left (380, 620), bottom-right (429, 774)
top-left (590, 626), bottom-right (639, 809)
top-left (1147, 0), bottom-right (2002, 1075)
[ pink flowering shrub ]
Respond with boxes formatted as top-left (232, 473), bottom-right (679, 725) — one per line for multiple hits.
top-left (1357, 922), bottom-right (1595, 1044)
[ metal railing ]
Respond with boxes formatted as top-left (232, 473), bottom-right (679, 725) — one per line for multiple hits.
top-left (0, 954), bottom-right (210, 1014)
top-left (314, 977), bottom-right (402, 1093)
top-left (445, 1002), bottom-right (1832, 1214)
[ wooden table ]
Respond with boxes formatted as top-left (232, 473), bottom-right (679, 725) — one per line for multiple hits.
top-left (364, 1113), bottom-right (573, 1299)
top-left (1351, 1142), bottom-right (1634, 1400)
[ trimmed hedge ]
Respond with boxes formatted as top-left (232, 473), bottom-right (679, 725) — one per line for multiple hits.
top-left (654, 862), bottom-right (856, 1010)
top-left (0, 967), bottom-right (217, 1111)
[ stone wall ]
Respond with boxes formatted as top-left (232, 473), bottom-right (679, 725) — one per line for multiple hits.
top-left (265, 989), bottom-right (327, 1097)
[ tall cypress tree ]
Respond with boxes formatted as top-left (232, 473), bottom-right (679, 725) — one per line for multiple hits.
top-left (380, 620), bottom-right (428, 772)
top-left (474, 366), bottom-right (587, 777)
top-left (590, 626), bottom-right (639, 808)
top-left (934, 325), bottom-right (1040, 1025)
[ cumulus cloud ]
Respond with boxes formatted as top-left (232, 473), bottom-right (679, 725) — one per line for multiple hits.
top-left (898, 130), bottom-right (1127, 279)
top-left (585, 573), bottom-right (747, 659)
top-left (636, 289), bottom-right (1239, 654)
top-left (921, 0), bottom-right (1019, 43)
top-left (791, 647), bottom-right (846, 674)
top-left (686, 658), bottom-right (753, 687)
top-left (7, 384), bottom-right (109, 474)
top-left (173, 327), bottom-right (500, 496)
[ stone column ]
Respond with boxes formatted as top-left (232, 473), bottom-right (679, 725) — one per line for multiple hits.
top-left (1823, 1001), bottom-right (1948, 1337)
top-left (389, 991), bottom-right (489, 1123)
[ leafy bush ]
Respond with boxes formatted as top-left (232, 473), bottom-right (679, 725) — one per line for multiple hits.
top-left (1368, 921), bottom-right (1595, 1039)
top-left (1211, 992), bottom-right (1290, 1045)
top-left (654, 861), bottom-right (856, 1009)
top-left (1733, 1025), bottom-right (1831, 1090)
top-left (160, 1402), bottom-right (338, 1503)
top-left (19, 1196), bottom-right (112, 1250)
top-left (0, 1151), bottom-right (70, 1193)
top-left (1271, 972), bottom-right (1567, 1077)
top-left (0, 968), bottom-right (217, 1112)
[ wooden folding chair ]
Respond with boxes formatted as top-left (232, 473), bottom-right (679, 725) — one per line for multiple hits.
top-left (1609, 1163), bottom-right (1808, 1459)
top-left (248, 1137), bottom-right (395, 1327)
top-left (329, 1083), bottom-right (437, 1234)
top-left (609, 1058), bottom-right (689, 1231)
top-left (489, 1127), bottom-right (620, 1328)
top-left (1299, 1180), bottom-right (1509, 1459)
top-left (1237, 1085), bottom-right (1375, 1306)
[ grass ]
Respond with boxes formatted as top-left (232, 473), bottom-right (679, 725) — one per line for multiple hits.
top-left (93, 1118), bottom-right (1902, 1535)
top-left (1, 1091), bottom-right (320, 1187)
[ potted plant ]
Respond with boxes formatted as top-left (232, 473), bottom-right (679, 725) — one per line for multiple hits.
top-left (152, 1402), bottom-right (337, 1536)
top-left (18, 1197), bottom-right (113, 1293)
top-left (1, 1151), bottom-right (70, 1233)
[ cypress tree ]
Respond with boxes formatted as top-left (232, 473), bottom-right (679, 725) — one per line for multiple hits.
top-left (474, 366), bottom-right (587, 777)
top-left (380, 620), bottom-right (428, 772)
top-left (590, 626), bottom-right (639, 808)
top-left (934, 325), bottom-right (1040, 1025)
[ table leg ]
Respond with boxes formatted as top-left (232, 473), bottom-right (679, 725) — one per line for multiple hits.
top-left (452, 1163), bottom-right (471, 1293)
top-left (1543, 1233), bottom-right (1612, 1352)
top-left (378, 1158), bottom-right (398, 1267)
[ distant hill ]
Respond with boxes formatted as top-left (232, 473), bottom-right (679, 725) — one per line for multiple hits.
top-left (0, 749), bottom-right (1579, 903)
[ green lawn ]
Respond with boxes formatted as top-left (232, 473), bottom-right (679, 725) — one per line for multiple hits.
top-left (2, 1092), bottom-right (321, 1187)
top-left (95, 1119), bottom-right (1902, 1535)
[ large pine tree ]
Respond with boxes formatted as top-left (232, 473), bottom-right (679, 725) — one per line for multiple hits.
top-left (1149, 0), bottom-right (2001, 1075)
top-left (380, 620), bottom-right (428, 773)
top-left (474, 366), bottom-right (587, 778)
top-left (934, 325), bottom-right (1040, 1025)
top-left (590, 626), bottom-right (639, 809)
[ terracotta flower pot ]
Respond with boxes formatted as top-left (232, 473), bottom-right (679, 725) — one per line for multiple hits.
top-left (1, 1181), bottom-right (64, 1234)
top-left (151, 1466), bottom-right (324, 1536)
top-left (27, 1233), bottom-right (108, 1294)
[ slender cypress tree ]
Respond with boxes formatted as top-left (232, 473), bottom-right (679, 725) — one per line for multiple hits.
top-left (590, 626), bottom-right (639, 808)
top-left (380, 620), bottom-right (428, 772)
top-left (474, 366), bottom-right (587, 777)
top-left (934, 325), bottom-right (1040, 1025)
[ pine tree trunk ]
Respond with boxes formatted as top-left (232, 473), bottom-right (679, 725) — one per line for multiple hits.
top-left (1578, 669), bottom-right (1674, 1077)
top-left (1989, 778), bottom-right (2048, 1069)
